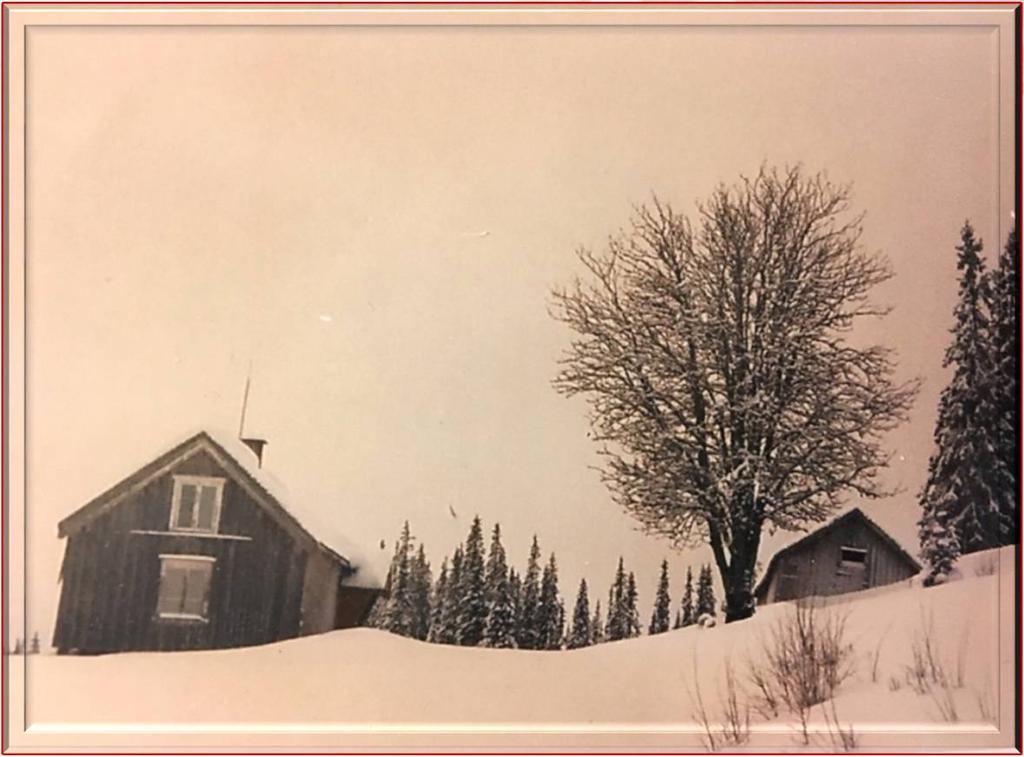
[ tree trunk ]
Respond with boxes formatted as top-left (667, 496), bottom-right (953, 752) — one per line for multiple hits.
top-left (723, 589), bottom-right (755, 623)
top-left (720, 515), bottom-right (762, 623)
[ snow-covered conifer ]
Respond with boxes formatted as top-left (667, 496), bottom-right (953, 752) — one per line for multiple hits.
top-left (919, 222), bottom-right (1014, 581)
top-left (427, 557), bottom-right (448, 643)
top-left (696, 565), bottom-right (716, 619)
top-left (410, 544), bottom-right (432, 640)
top-left (437, 546), bottom-right (463, 644)
top-left (590, 599), bottom-right (605, 644)
top-left (537, 553), bottom-right (563, 650)
top-left (648, 559), bottom-right (671, 635)
top-left (568, 578), bottom-right (591, 649)
top-left (605, 557), bottom-right (629, 641)
top-left (625, 571), bottom-right (641, 638)
top-left (508, 567), bottom-right (521, 635)
top-left (483, 523), bottom-right (516, 648)
top-left (516, 536), bottom-right (543, 649)
top-left (987, 224), bottom-right (1019, 540)
top-left (380, 521), bottom-right (416, 637)
top-left (680, 566), bottom-right (695, 627)
top-left (456, 516), bottom-right (487, 646)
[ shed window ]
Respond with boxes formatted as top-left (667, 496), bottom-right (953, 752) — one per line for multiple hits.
top-left (156, 555), bottom-right (214, 621)
top-left (839, 546), bottom-right (868, 568)
top-left (170, 476), bottom-right (224, 533)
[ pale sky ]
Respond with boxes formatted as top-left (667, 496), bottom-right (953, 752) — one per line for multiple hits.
top-left (19, 22), bottom-right (1010, 644)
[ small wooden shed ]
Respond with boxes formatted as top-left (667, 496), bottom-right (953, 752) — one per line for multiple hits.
top-left (753, 508), bottom-right (921, 605)
top-left (53, 430), bottom-right (384, 654)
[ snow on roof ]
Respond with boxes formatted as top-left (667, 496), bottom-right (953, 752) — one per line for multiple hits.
top-left (753, 507), bottom-right (921, 598)
top-left (61, 426), bottom-right (385, 590)
top-left (200, 429), bottom-right (387, 590)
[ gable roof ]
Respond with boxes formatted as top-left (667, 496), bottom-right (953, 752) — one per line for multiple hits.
top-left (753, 507), bottom-right (922, 599)
top-left (56, 429), bottom-right (385, 590)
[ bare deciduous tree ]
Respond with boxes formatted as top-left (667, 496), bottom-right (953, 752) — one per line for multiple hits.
top-left (551, 166), bottom-right (917, 621)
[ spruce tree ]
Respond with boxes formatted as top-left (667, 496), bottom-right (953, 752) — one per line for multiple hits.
top-left (696, 564), bottom-right (716, 619)
top-left (568, 578), bottom-right (591, 649)
top-left (625, 572), bottom-right (641, 638)
top-left (381, 521), bottom-right (416, 637)
top-left (680, 566), bottom-right (696, 627)
top-left (437, 546), bottom-right (463, 644)
top-left (988, 224), bottom-right (1019, 541)
top-left (508, 567), bottom-right (521, 639)
top-left (410, 544), bottom-right (432, 640)
top-left (648, 559), bottom-right (671, 635)
top-left (919, 222), bottom-right (1014, 581)
top-left (483, 523), bottom-right (517, 648)
top-left (517, 536), bottom-right (543, 649)
top-left (427, 557), bottom-right (448, 643)
top-left (605, 557), bottom-right (628, 641)
top-left (673, 608), bottom-right (682, 630)
top-left (457, 516), bottom-right (487, 646)
top-left (537, 553), bottom-right (563, 650)
top-left (590, 600), bottom-right (605, 644)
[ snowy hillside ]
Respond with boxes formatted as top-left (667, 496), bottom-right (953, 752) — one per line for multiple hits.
top-left (14, 547), bottom-right (1015, 750)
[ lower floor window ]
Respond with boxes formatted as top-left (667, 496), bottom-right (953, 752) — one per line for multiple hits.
top-left (156, 554), bottom-right (214, 620)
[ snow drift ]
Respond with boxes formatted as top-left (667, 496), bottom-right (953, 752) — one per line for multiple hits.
top-left (16, 547), bottom-right (1015, 750)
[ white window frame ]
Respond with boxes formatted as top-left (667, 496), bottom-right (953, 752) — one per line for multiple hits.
top-left (156, 554), bottom-right (216, 622)
top-left (169, 475), bottom-right (225, 534)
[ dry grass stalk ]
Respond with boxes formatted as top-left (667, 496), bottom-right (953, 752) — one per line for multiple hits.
top-left (822, 698), bottom-right (858, 751)
top-left (689, 657), bottom-right (751, 751)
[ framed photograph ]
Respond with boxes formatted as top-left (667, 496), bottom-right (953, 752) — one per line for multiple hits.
top-left (3, 2), bottom-right (1019, 752)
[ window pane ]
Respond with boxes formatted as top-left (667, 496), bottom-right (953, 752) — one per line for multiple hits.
top-left (840, 547), bottom-right (867, 565)
top-left (156, 566), bottom-right (187, 615)
top-left (181, 565), bottom-right (212, 616)
top-left (176, 485), bottom-right (197, 528)
top-left (196, 486), bottom-right (217, 531)
top-left (158, 560), bottom-right (213, 618)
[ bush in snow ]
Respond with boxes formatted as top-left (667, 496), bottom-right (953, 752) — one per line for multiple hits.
top-left (749, 600), bottom-right (853, 745)
top-left (697, 613), bottom-right (716, 629)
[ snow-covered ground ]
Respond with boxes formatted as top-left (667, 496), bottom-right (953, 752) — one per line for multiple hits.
top-left (9, 547), bottom-right (1016, 751)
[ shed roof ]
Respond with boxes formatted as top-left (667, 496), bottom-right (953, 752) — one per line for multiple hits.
top-left (753, 507), bottom-right (922, 599)
top-left (56, 429), bottom-right (386, 590)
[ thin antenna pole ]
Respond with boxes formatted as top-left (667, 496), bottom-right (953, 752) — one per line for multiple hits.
top-left (238, 363), bottom-right (252, 439)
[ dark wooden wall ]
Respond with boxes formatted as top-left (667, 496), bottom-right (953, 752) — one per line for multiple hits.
top-left (334, 586), bottom-right (380, 629)
top-left (53, 449), bottom-right (312, 654)
top-left (759, 518), bottom-right (918, 604)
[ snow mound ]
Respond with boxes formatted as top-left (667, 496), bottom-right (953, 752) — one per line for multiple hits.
top-left (21, 546), bottom-right (1014, 750)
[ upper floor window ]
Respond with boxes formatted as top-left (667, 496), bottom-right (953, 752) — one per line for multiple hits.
top-left (839, 546), bottom-right (868, 570)
top-left (170, 475), bottom-right (224, 533)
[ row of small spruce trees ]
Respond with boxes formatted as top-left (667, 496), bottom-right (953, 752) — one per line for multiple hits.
top-left (367, 517), bottom-right (717, 649)
top-left (6, 632), bottom-right (41, 655)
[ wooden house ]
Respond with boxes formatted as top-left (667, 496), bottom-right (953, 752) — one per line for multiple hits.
top-left (53, 430), bottom-right (384, 654)
top-left (753, 508), bottom-right (921, 605)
